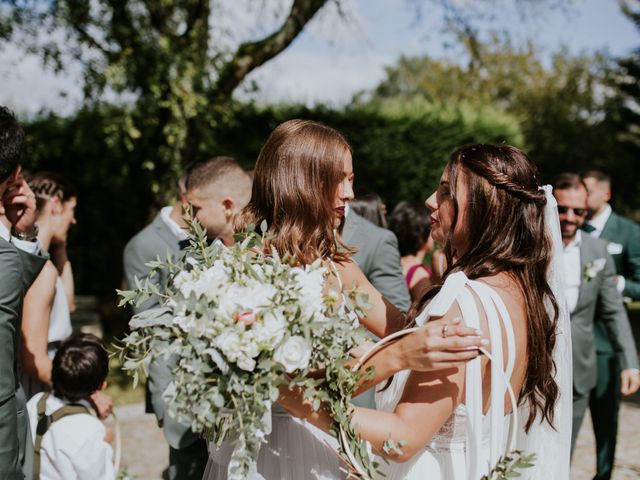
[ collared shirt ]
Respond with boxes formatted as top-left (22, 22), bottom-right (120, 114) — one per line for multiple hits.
top-left (586, 204), bottom-right (612, 239)
top-left (27, 392), bottom-right (115, 480)
top-left (563, 230), bottom-right (582, 313)
top-left (0, 219), bottom-right (42, 254)
top-left (160, 206), bottom-right (189, 241)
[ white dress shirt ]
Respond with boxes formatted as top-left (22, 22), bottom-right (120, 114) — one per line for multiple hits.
top-left (160, 205), bottom-right (189, 241)
top-left (0, 219), bottom-right (42, 254)
top-left (27, 392), bottom-right (115, 480)
top-left (563, 230), bottom-right (582, 313)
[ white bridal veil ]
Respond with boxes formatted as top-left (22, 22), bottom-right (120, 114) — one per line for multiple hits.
top-left (514, 185), bottom-right (572, 479)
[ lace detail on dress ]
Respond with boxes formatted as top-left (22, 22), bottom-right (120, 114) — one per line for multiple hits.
top-left (428, 405), bottom-right (468, 454)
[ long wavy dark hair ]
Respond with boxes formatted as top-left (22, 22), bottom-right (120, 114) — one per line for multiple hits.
top-left (409, 144), bottom-right (559, 431)
top-left (236, 119), bottom-right (352, 265)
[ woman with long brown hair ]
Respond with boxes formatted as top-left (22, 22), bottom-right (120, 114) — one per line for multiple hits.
top-left (276, 143), bottom-right (572, 479)
top-left (204, 120), bottom-right (487, 480)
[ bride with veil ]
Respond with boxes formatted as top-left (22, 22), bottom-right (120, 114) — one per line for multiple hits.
top-left (278, 143), bottom-right (572, 479)
top-left (207, 121), bottom-right (571, 479)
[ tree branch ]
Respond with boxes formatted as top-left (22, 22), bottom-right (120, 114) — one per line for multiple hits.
top-left (211, 0), bottom-right (329, 101)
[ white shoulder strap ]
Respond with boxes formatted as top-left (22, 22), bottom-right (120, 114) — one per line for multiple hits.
top-left (466, 280), bottom-right (517, 469)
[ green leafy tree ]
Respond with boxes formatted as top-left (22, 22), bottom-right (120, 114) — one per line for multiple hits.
top-left (362, 36), bottom-right (640, 212)
top-left (1, 0), bottom-right (570, 204)
top-left (2, 0), bottom-right (331, 201)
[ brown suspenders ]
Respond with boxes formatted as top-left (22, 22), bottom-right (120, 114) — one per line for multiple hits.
top-left (33, 393), bottom-right (91, 479)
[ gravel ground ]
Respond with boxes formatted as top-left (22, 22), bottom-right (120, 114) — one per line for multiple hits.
top-left (116, 397), bottom-right (640, 480)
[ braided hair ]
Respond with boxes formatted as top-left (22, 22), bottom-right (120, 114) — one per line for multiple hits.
top-left (27, 172), bottom-right (77, 212)
top-left (408, 144), bottom-right (559, 431)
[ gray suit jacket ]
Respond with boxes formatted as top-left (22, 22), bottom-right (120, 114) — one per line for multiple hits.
top-left (342, 211), bottom-right (411, 312)
top-left (0, 237), bottom-right (46, 478)
top-left (124, 211), bottom-right (182, 312)
top-left (571, 234), bottom-right (638, 395)
top-left (123, 212), bottom-right (198, 450)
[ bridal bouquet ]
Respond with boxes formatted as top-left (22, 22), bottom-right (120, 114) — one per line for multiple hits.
top-left (114, 219), bottom-right (376, 479)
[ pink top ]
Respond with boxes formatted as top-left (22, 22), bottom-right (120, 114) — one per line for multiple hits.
top-left (405, 264), bottom-right (432, 288)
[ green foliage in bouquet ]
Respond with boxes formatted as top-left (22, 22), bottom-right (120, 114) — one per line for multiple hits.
top-left (113, 215), bottom-right (379, 479)
top-left (480, 451), bottom-right (536, 479)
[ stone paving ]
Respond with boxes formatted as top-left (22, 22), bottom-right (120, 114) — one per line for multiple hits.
top-left (116, 397), bottom-right (640, 479)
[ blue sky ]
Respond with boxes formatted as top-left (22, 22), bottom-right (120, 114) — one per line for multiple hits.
top-left (1, 0), bottom-right (638, 115)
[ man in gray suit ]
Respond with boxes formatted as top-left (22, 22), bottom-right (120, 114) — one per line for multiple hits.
top-left (124, 156), bottom-right (251, 480)
top-left (0, 106), bottom-right (47, 479)
top-left (341, 206), bottom-right (411, 313)
top-left (551, 174), bottom-right (640, 456)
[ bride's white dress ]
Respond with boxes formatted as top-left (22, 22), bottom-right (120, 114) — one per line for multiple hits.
top-left (375, 271), bottom-right (516, 479)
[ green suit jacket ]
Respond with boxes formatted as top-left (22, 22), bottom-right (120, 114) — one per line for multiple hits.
top-left (571, 234), bottom-right (638, 395)
top-left (342, 211), bottom-right (411, 313)
top-left (0, 237), bottom-right (46, 479)
top-left (589, 211), bottom-right (640, 354)
top-left (123, 211), bottom-right (199, 450)
top-left (600, 211), bottom-right (640, 301)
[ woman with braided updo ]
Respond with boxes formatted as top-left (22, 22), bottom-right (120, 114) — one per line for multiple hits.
top-left (279, 144), bottom-right (572, 479)
top-left (20, 172), bottom-right (77, 399)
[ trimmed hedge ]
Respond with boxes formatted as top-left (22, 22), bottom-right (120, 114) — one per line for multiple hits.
top-left (23, 101), bottom-right (522, 305)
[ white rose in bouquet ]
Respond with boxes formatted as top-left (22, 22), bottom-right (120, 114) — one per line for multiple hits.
top-left (274, 335), bottom-right (312, 373)
top-left (293, 266), bottom-right (326, 320)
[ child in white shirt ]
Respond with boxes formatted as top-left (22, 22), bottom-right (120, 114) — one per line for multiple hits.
top-left (27, 333), bottom-right (115, 480)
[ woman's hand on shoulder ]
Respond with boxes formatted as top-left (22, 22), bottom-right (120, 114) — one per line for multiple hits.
top-left (394, 316), bottom-right (487, 372)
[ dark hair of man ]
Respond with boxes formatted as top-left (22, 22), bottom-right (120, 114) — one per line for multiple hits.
top-left (349, 193), bottom-right (388, 229)
top-left (185, 156), bottom-right (241, 191)
top-left (27, 171), bottom-right (78, 212)
top-left (51, 333), bottom-right (109, 402)
top-left (551, 172), bottom-right (587, 192)
top-left (388, 201), bottom-right (430, 257)
top-left (0, 106), bottom-right (24, 183)
top-left (408, 144), bottom-right (559, 432)
top-left (580, 169), bottom-right (611, 185)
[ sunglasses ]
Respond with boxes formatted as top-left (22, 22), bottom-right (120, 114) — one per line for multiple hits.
top-left (557, 205), bottom-right (587, 216)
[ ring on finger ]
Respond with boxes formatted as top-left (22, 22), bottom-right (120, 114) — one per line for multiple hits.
top-left (441, 324), bottom-right (449, 338)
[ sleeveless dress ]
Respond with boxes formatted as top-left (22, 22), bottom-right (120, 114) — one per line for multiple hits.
top-left (376, 271), bottom-right (516, 480)
top-left (21, 276), bottom-right (73, 399)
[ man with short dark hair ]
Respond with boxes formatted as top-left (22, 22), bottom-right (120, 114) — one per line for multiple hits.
top-left (551, 173), bottom-right (639, 462)
top-left (0, 106), bottom-right (48, 478)
top-left (184, 156), bottom-right (252, 245)
top-left (581, 169), bottom-right (640, 480)
top-left (123, 156), bottom-right (251, 480)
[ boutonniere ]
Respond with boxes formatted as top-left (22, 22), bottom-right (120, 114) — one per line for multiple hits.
top-left (583, 258), bottom-right (606, 282)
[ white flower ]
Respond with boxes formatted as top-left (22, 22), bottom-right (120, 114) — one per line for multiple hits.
top-left (274, 335), bottom-right (312, 373)
top-left (239, 332), bottom-right (260, 359)
top-left (584, 258), bottom-right (606, 281)
top-left (237, 356), bottom-right (257, 372)
top-left (218, 282), bottom-right (277, 319)
top-left (252, 310), bottom-right (286, 345)
top-left (292, 266), bottom-right (326, 319)
top-left (215, 330), bottom-right (242, 360)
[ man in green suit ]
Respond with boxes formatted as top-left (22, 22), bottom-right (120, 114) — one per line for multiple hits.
top-left (582, 169), bottom-right (640, 480)
top-left (552, 174), bottom-right (640, 464)
top-left (0, 106), bottom-right (47, 479)
top-left (124, 157), bottom-right (251, 480)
